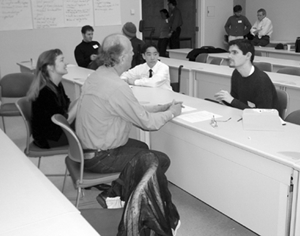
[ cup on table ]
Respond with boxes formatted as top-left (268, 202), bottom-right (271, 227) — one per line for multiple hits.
top-left (287, 44), bottom-right (291, 51)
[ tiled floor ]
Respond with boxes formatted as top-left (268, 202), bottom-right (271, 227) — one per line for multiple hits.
top-left (2, 112), bottom-right (258, 236)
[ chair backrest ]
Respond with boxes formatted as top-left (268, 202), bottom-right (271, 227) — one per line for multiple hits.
top-left (255, 51), bottom-right (262, 56)
top-left (253, 62), bottom-right (273, 72)
top-left (276, 88), bottom-right (288, 119)
top-left (0, 73), bottom-right (34, 98)
top-left (51, 114), bottom-right (83, 162)
top-left (210, 58), bottom-right (224, 65)
top-left (285, 110), bottom-right (300, 125)
top-left (277, 67), bottom-right (300, 76)
top-left (171, 65), bottom-right (183, 93)
top-left (195, 53), bottom-right (208, 63)
top-left (15, 97), bottom-right (32, 153)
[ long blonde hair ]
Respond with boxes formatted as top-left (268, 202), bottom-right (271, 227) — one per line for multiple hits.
top-left (27, 49), bottom-right (63, 101)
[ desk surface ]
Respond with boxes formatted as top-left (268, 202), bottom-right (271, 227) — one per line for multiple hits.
top-left (255, 46), bottom-right (298, 54)
top-left (208, 53), bottom-right (300, 69)
top-left (0, 129), bottom-right (99, 235)
top-left (131, 87), bottom-right (300, 169)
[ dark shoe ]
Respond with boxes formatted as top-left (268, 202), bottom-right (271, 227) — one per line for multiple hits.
top-left (96, 191), bottom-right (108, 208)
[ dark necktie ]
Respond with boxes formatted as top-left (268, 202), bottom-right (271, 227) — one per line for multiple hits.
top-left (149, 69), bottom-right (153, 78)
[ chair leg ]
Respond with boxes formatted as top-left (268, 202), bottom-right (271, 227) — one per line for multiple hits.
top-left (62, 168), bottom-right (68, 193)
top-left (37, 157), bottom-right (41, 168)
top-left (75, 187), bottom-right (82, 208)
top-left (1, 117), bottom-right (6, 133)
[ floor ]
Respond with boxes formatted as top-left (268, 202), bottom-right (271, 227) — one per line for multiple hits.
top-left (2, 111), bottom-right (258, 236)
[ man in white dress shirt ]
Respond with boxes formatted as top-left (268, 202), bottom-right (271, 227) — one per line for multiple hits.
top-left (250, 8), bottom-right (273, 46)
top-left (121, 43), bottom-right (172, 90)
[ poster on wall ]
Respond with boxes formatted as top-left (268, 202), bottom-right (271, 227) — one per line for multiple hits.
top-left (0, 0), bottom-right (33, 31)
top-left (94, 0), bottom-right (121, 26)
top-left (64, 0), bottom-right (94, 27)
top-left (32, 0), bottom-right (64, 29)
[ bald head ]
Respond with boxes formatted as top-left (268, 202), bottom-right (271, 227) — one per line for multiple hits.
top-left (99, 34), bottom-right (131, 67)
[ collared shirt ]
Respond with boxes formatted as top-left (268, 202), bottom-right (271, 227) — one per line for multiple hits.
top-left (75, 66), bottom-right (173, 150)
top-left (250, 17), bottom-right (273, 38)
top-left (120, 61), bottom-right (172, 91)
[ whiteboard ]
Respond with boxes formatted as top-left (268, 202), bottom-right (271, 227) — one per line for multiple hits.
top-left (0, 0), bottom-right (33, 30)
top-left (0, 0), bottom-right (121, 31)
top-left (94, 0), bottom-right (121, 26)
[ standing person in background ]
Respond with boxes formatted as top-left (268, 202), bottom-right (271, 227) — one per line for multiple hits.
top-left (122, 22), bottom-right (145, 68)
top-left (74, 25), bottom-right (100, 68)
top-left (224, 5), bottom-right (251, 42)
top-left (249, 8), bottom-right (273, 46)
top-left (168, 0), bottom-right (183, 49)
top-left (158, 9), bottom-right (170, 57)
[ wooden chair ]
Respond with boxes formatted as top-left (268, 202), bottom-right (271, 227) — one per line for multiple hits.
top-left (16, 97), bottom-right (68, 174)
top-left (253, 62), bottom-right (273, 72)
top-left (276, 88), bottom-right (289, 119)
top-left (0, 72), bottom-right (34, 133)
top-left (51, 114), bottom-right (120, 208)
top-left (195, 53), bottom-right (209, 63)
top-left (277, 67), bottom-right (300, 76)
top-left (285, 110), bottom-right (300, 125)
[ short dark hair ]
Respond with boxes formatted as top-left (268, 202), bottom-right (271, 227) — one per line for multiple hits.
top-left (141, 43), bottom-right (158, 54)
top-left (168, 0), bottom-right (177, 6)
top-left (233, 5), bottom-right (242, 13)
top-left (228, 39), bottom-right (255, 63)
top-left (81, 25), bottom-right (94, 34)
top-left (160, 9), bottom-right (170, 18)
top-left (257, 8), bottom-right (266, 16)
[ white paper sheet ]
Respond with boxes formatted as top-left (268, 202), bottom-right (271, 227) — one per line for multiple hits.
top-left (178, 110), bottom-right (222, 123)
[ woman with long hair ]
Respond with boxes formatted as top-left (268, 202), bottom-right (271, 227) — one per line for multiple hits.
top-left (27, 49), bottom-right (77, 148)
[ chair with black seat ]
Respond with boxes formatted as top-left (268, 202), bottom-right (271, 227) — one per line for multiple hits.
top-left (277, 67), bottom-right (300, 76)
top-left (171, 65), bottom-right (183, 93)
top-left (51, 114), bottom-right (120, 208)
top-left (253, 62), bottom-right (273, 72)
top-left (210, 58), bottom-right (224, 65)
top-left (285, 110), bottom-right (300, 125)
top-left (16, 97), bottom-right (68, 173)
top-left (0, 72), bottom-right (34, 133)
top-left (195, 53), bottom-right (209, 63)
top-left (275, 88), bottom-right (289, 119)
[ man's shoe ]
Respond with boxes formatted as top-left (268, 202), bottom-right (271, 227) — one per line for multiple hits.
top-left (96, 192), bottom-right (108, 209)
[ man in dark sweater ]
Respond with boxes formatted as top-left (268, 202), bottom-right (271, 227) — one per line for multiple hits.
top-left (74, 25), bottom-right (100, 68)
top-left (214, 39), bottom-right (279, 111)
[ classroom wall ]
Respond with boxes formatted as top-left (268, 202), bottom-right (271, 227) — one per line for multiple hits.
top-left (246, 0), bottom-right (300, 42)
top-left (202, 0), bottom-right (232, 48)
top-left (0, 0), bottom-right (141, 77)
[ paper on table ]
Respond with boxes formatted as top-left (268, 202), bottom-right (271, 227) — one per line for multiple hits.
top-left (181, 105), bottom-right (197, 113)
top-left (178, 110), bottom-right (222, 123)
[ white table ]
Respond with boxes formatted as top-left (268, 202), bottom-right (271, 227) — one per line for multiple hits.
top-left (167, 48), bottom-right (192, 61)
top-left (16, 61), bottom-right (35, 73)
top-left (254, 46), bottom-right (300, 60)
top-left (207, 53), bottom-right (300, 72)
top-left (0, 129), bottom-right (99, 236)
top-left (131, 87), bottom-right (300, 236)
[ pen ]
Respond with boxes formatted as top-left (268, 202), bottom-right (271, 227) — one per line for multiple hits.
top-left (237, 118), bottom-right (242, 122)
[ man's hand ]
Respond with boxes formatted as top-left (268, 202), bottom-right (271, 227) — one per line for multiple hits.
top-left (214, 90), bottom-right (234, 104)
top-left (168, 100), bottom-right (182, 118)
top-left (127, 77), bottom-right (138, 85)
top-left (90, 54), bottom-right (98, 61)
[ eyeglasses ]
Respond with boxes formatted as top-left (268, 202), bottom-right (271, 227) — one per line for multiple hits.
top-left (210, 116), bottom-right (231, 128)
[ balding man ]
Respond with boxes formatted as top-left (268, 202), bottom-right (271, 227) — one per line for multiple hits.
top-left (75, 34), bottom-right (182, 208)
